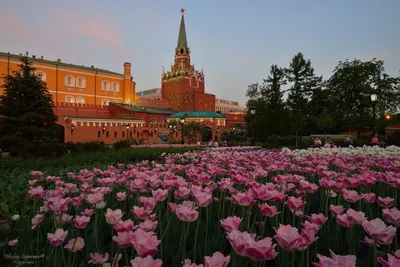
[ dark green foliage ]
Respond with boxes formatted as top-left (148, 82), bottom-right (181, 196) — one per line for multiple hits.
top-left (0, 52), bottom-right (58, 156)
top-left (246, 53), bottom-right (400, 139)
top-left (113, 138), bottom-right (133, 150)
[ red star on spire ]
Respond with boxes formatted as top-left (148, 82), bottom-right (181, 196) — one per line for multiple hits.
top-left (180, 8), bottom-right (185, 14)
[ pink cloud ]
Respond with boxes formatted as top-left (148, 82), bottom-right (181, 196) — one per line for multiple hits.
top-left (50, 10), bottom-right (126, 58)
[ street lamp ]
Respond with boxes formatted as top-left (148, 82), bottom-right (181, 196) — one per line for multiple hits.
top-left (126, 124), bottom-right (129, 139)
top-left (249, 106), bottom-right (256, 145)
top-left (180, 118), bottom-right (185, 144)
top-left (370, 89), bottom-right (378, 136)
top-left (102, 126), bottom-right (106, 134)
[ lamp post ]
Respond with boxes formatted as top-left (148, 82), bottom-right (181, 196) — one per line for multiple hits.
top-left (249, 106), bottom-right (256, 146)
top-left (370, 89), bottom-right (378, 136)
top-left (126, 124), bottom-right (129, 139)
top-left (180, 118), bottom-right (185, 144)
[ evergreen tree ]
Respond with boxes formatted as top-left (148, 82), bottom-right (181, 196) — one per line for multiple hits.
top-left (0, 52), bottom-right (58, 155)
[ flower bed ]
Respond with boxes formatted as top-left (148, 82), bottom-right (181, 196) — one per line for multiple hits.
top-left (2, 147), bottom-right (400, 266)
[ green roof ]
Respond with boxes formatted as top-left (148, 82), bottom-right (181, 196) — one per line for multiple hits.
top-left (0, 52), bottom-right (122, 76)
top-left (168, 111), bottom-right (225, 119)
top-left (111, 103), bottom-right (177, 115)
top-left (177, 14), bottom-right (188, 47)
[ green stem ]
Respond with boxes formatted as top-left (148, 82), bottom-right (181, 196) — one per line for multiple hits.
top-left (125, 249), bottom-right (129, 267)
top-left (373, 243), bottom-right (377, 267)
top-left (161, 215), bottom-right (172, 240)
top-left (193, 217), bottom-right (201, 262)
top-left (182, 222), bottom-right (190, 260)
top-left (111, 227), bottom-right (114, 264)
top-left (61, 246), bottom-right (67, 267)
top-left (205, 208), bottom-right (209, 254)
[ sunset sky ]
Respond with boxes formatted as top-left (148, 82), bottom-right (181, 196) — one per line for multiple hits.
top-left (1, 0), bottom-right (400, 106)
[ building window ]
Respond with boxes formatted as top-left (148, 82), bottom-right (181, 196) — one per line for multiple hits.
top-left (65, 76), bottom-right (75, 87)
top-left (102, 99), bottom-right (110, 106)
top-left (150, 119), bottom-right (157, 124)
top-left (110, 100), bottom-right (119, 104)
top-left (35, 71), bottom-right (46, 82)
top-left (65, 96), bottom-right (74, 103)
top-left (98, 131), bottom-right (101, 138)
top-left (137, 131), bottom-right (139, 137)
top-left (102, 81), bottom-right (110, 91)
top-left (122, 131), bottom-right (125, 138)
top-left (114, 131), bottom-right (117, 138)
top-left (158, 119), bottom-right (164, 124)
top-left (130, 131), bottom-right (132, 137)
top-left (76, 97), bottom-right (85, 104)
top-left (76, 77), bottom-right (86, 88)
top-left (106, 131), bottom-right (109, 137)
top-left (112, 82), bottom-right (119, 92)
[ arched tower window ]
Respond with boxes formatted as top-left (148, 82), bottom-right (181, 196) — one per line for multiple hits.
top-left (65, 96), bottom-right (74, 103)
top-left (102, 81), bottom-right (110, 91)
top-left (35, 71), bottom-right (46, 82)
top-left (76, 97), bottom-right (85, 104)
top-left (111, 82), bottom-right (120, 92)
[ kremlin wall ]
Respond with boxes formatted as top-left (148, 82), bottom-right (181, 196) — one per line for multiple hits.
top-left (0, 10), bottom-right (245, 144)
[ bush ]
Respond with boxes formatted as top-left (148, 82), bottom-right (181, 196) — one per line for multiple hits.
top-left (22, 137), bottom-right (67, 158)
top-left (113, 138), bottom-right (133, 150)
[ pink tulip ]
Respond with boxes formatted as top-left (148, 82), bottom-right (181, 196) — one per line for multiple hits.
top-left (273, 224), bottom-right (300, 250)
top-left (74, 215), bottom-right (90, 229)
top-left (47, 229), bottom-right (68, 246)
top-left (394, 249), bottom-right (400, 259)
top-left (113, 231), bottom-right (135, 248)
top-left (81, 209), bottom-right (95, 217)
top-left (114, 219), bottom-right (135, 232)
top-left (382, 207), bottom-right (400, 226)
top-left (307, 213), bottom-right (328, 226)
top-left (168, 202), bottom-right (177, 213)
top-left (183, 259), bottom-right (204, 267)
top-left (64, 237), bottom-right (85, 252)
top-left (174, 186), bottom-right (191, 199)
top-left (313, 250), bottom-right (356, 267)
top-left (140, 196), bottom-right (157, 210)
top-left (231, 192), bottom-right (255, 206)
top-left (139, 219), bottom-right (158, 232)
top-left (286, 196), bottom-right (306, 211)
top-left (8, 239), bottom-right (18, 246)
top-left (342, 189), bottom-right (360, 203)
top-left (329, 205), bottom-right (345, 217)
top-left (226, 230), bottom-right (256, 256)
top-left (26, 186), bottom-right (44, 198)
top-left (362, 236), bottom-right (375, 247)
top-left (88, 252), bottom-right (109, 264)
top-left (86, 192), bottom-right (104, 204)
top-left (31, 214), bottom-right (44, 230)
top-left (152, 189), bottom-right (169, 201)
top-left (265, 190), bottom-right (285, 203)
top-left (336, 214), bottom-right (352, 228)
top-left (361, 193), bottom-right (376, 203)
top-left (175, 202), bottom-right (199, 222)
top-left (220, 216), bottom-right (242, 232)
top-left (377, 254), bottom-right (400, 267)
top-left (204, 251), bottom-right (231, 267)
top-left (259, 203), bottom-right (280, 217)
top-left (362, 218), bottom-right (397, 245)
top-left (346, 209), bottom-right (366, 225)
top-left (132, 206), bottom-right (152, 220)
top-left (131, 229), bottom-right (160, 257)
top-left (377, 197), bottom-right (395, 208)
top-left (131, 256), bottom-right (162, 267)
top-left (244, 236), bottom-right (278, 261)
top-left (105, 208), bottom-right (124, 225)
top-left (116, 192), bottom-right (127, 201)
top-left (71, 194), bottom-right (85, 206)
top-left (193, 192), bottom-right (213, 207)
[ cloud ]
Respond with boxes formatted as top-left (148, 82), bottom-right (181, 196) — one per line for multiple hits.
top-left (49, 10), bottom-right (127, 58)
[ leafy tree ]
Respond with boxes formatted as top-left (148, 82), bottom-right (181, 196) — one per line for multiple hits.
top-left (326, 58), bottom-right (400, 135)
top-left (245, 65), bottom-right (288, 137)
top-left (0, 52), bottom-right (58, 155)
top-left (316, 109), bottom-right (335, 134)
top-left (285, 53), bottom-right (323, 135)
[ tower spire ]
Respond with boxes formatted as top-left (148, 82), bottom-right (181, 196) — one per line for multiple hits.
top-left (177, 8), bottom-right (188, 48)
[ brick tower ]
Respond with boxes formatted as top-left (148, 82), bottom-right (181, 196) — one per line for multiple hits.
top-left (161, 9), bottom-right (216, 112)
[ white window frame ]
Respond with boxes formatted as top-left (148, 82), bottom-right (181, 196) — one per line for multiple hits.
top-left (110, 100), bottom-right (119, 103)
top-left (76, 77), bottom-right (86, 88)
top-left (65, 76), bottom-right (75, 87)
top-left (102, 99), bottom-right (110, 106)
top-left (65, 96), bottom-right (75, 103)
top-left (111, 82), bottom-right (119, 92)
top-left (35, 71), bottom-right (46, 82)
top-left (102, 81), bottom-right (110, 91)
top-left (76, 97), bottom-right (85, 104)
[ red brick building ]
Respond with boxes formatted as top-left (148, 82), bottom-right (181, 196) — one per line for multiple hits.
top-left (161, 10), bottom-right (216, 112)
